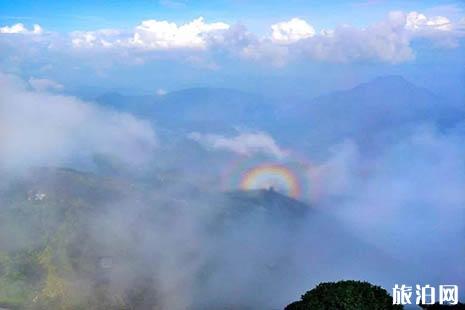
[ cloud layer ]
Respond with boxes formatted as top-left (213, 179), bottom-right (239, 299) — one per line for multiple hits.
top-left (0, 10), bottom-right (463, 68)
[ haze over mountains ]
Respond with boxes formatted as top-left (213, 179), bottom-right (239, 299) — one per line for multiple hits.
top-left (96, 87), bottom-right (274, 132)
top-left (0, 71), bottom-right (464, 309)
top-left (0, 167), bottom-right (405, 309)
top-left (91, 75), bottom-right (465, 296)
top-left (94, 75), bottom-right (462, 151)
top-left (96, 75), bottom-right (458, 122)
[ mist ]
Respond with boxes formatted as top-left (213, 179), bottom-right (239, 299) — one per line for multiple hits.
top-left (0, 69), bottom-right (464, 310)
top-left (0, 73), bottom-right (157, 172)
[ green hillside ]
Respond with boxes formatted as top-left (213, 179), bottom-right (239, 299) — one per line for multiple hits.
top-left (0, 167), bottom-right (311, 309)
top-left (0, 167), bottom-right (398, 309)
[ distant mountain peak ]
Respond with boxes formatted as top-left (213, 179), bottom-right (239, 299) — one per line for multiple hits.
top-left (353, 75), bottom-right (420, 92)
top-left (225, 188), bottom-right (310, 217)
top-left (310, 74), bottom-right (437, 106)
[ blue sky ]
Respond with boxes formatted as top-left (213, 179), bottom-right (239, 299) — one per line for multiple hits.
top-left (0, 0), bottom-right (464, 99)
top-left (1, 0), bottom-right (463, 32)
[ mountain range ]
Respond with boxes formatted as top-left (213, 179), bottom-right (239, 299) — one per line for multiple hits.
top-left (94, 75), bottom-right (462, 148)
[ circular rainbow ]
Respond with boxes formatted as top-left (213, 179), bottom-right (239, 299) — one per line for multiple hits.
top-left (240, 163), bottom-right (301, 199)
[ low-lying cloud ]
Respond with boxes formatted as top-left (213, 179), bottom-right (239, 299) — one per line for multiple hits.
top-left (310, 123), bottom-right (465, 288)
top-left (0, 73), bottom-right (157, 171)
top-left (188, 131), bottom-right (289, 159)
top-left (28, 77), bottom-right (64, 92)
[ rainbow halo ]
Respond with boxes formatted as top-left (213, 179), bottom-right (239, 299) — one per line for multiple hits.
top-left (240, 163), bottom-right (300, 199)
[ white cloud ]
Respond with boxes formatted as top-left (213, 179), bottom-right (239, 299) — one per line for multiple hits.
top-left (245, 13), bottom-right (415, 64)
top-left (188, 131), bottom-right (288, 159)
top-left (0, 73), bottom-right (157, 170)
top-left (71, 29), bottom-right (122, 48)
top-left (406, 11), bottom-right (452, 31)
top-left (1, 11), bottom-right (463, 67)
top-left (28, 77), bottom-right (64, 92)
top-left (271, 18), bottom-right (315, 44)
top-left (253, 10), bottom-right (461, 64)
top-left (69, 17), bottom-right (229, 50)
top-left (214, 17), bottom-right (408, 65)
top-left (0, 23), bottom-right (42, 34)
top-left (129, 17), bottom-right (229, 49)
top-left (402, 11), bottom-right (460, 47)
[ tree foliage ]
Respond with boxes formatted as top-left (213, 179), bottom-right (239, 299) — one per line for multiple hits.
top-left (285, 280), bottom-right (403, 310)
